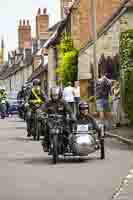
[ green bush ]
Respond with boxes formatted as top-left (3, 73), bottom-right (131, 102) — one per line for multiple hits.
top-left (56, 36), bottom-right (78, 86)
top-left (120, 29), bottom-right (133, 123)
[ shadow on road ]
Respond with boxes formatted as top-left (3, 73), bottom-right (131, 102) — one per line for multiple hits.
top-left (11, 136), bottom-right (34, 142)
top-left (15, 127), bottom-right (26, 130)
top-left (12, 136), bottom-right (44, 142)
top-left (6, 154), bottom-right (101, 166)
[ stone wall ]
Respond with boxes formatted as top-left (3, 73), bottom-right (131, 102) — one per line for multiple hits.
top-left (78, 8), bottom-right (133, 97)
top-left (70, 0), bottom-right (121, 49)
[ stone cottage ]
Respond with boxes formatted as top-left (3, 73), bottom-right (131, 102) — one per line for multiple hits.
top-left (78, 0), bottom-right (133, 96)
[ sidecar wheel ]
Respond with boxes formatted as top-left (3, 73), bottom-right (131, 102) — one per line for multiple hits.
top-left (52, 135), bottom-right (58, 164)
top-left (100, 139), bottom-right (105, 160)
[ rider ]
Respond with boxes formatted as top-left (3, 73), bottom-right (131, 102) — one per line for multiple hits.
top-left (0, 87), bottom-right (9, 116)
top-left (77, 101), bottom-right (100, 133)
top-left (42, 85), bottom-right (75, 151)
top-left (0, 87), bottom-right (7, 101)
top-left (25, 79), bottom-right (47, 137)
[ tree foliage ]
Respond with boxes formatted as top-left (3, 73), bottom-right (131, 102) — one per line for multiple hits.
top-left (120, 29), bottom-right (133, 123)
top-left (56, 36), bottom-right (78, 86)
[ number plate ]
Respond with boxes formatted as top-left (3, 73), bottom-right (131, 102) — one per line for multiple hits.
top-left (77, 124), bottom-right (88, 132)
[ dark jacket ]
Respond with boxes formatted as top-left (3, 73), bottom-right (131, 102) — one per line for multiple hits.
top-left (44, 99), bottom-right (74, 120)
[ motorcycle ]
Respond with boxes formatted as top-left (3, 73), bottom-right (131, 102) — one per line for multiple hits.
top-left (30, 104), bottom-right (46, 141)
top-left (42, 114), bottom-right (105, 164)
top-left (0, 99), bottom-right (7, 119)
top-left (18, 100), bottom-right (25, 120)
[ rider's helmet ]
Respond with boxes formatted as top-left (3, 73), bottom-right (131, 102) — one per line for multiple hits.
top-left (0, 87), bottom-right (6, 92)
top-left (50, 86), bottom-right (62, 101)
top-left (79, 101), bottom-right (89, 117)
top-left (79, 101), bottom-right (89, 111)
top-left (33, 79), bottom-right (41, 86)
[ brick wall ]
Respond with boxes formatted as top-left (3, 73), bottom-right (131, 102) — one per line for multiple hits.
top-left (78, 7), bottom-right (133, 97)
top-left (18, 20), bottom-right (32, 49)
top-left (60, 0), bottom-right (73, 18)
top-left (70, 0), bottom-right (121, 49)
top-left (36, 8), bottom-right (49, 40)
top-left (95, 0), bottom-right (121, 31)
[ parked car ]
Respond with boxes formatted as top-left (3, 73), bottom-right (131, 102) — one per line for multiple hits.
top-left (7, 91), bottom-right (19, 115)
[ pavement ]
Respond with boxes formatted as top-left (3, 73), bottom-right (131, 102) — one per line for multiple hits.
top-left (105, 125), bottom-right (133, 200)
top-left (106, 126), bottom-right (133, 145)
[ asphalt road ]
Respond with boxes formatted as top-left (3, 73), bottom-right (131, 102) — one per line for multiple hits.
top-left (0, 116), bottom-right (133, 200)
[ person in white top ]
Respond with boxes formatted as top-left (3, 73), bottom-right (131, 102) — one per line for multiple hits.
top-left (63, 82), bottom-right (75, 112)
top-left (73, 81), bottom-right (80, 114)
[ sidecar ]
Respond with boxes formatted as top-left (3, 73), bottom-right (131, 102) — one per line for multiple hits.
top-left (69, 122), bottom-right (105, 159)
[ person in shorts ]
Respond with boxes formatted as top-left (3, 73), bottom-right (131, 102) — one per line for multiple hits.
top-left (95, 72), bottom-right (112, 129)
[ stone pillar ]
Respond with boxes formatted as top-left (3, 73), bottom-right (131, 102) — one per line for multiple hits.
top-left (48, 47), bottom-right (57, 96)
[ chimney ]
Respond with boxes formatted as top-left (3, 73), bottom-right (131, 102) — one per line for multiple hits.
top-left (18, 19), bottom-right (32, 50)
top-left (36, 8), bottom-right (49, 40)
top-left (60, 0), bottom-right (72, 18)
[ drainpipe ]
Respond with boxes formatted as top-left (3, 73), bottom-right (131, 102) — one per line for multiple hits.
top-left (90, 0), bottom-right (98, 80)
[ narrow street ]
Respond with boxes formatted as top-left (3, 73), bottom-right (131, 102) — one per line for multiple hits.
top-left (0, 117), bottom-right (133, 200)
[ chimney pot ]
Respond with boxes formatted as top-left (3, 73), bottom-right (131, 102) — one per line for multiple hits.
top-left (19, 20), bottom-right (22, 26)
top-left (27, 20), bottom-right (30, 26)
top-left (43, 8), bottom-right (47, 14)
top-left (38, 8), bottom-right (41, 15)
top-left (23, 19), bottom-right (26, 25)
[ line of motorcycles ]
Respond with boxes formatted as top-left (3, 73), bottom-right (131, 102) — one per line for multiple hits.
top-left (18, 103), bottom-right (105, 164)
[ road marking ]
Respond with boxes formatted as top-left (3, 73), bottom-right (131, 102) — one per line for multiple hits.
top-left (112, 166), bottom-right (133, 199)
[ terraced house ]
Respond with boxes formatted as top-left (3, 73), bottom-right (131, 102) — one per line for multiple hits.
top-left (0, 8), bottom-right (50, 92)
top-left (44, 0), bottom-right (133, 97)
top-left (78, 0), bottom-right (133, 96)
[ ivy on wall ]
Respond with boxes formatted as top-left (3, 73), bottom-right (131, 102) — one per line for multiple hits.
top-left (56, 36), bottom-right (78, 86)
top-left (120, 29), bottom-right (133, 123)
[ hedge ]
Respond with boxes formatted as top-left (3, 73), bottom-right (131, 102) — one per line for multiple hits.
top-left (120, 29), bottom-right (133, 123)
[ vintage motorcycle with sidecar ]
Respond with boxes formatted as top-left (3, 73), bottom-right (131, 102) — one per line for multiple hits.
top-left (42, 113), bottom-right (105, 164)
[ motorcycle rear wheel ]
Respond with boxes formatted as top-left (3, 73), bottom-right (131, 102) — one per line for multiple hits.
top-left (52, 135), bottom-right (58, 164)
top-left (36, 122), bottom-right (41, 141)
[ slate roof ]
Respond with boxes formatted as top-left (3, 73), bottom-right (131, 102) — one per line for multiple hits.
top-left (27, 62), bottom-right (48, 82)
top-left (0, 54), bottom-right (29, 80)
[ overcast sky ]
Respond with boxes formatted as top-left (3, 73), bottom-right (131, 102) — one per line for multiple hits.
top-left (0, 0), bottom-right (60, 58)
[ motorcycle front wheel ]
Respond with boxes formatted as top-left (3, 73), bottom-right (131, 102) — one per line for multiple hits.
top-left (36, 121), bottom-right (41, 141)
top-left (100, 138), bottom-right (105, 160)
top-left (52, 135), bottom-right (58, 164)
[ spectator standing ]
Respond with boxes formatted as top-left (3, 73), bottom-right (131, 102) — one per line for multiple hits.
top-left (63, 82), bottom-right (75, 112)
top-left (95, 72), bottom-right (112, 129)
top-left (73, 81), bottom-right (80, 114)
top-left (111, 81), bottom-right (121, 127)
